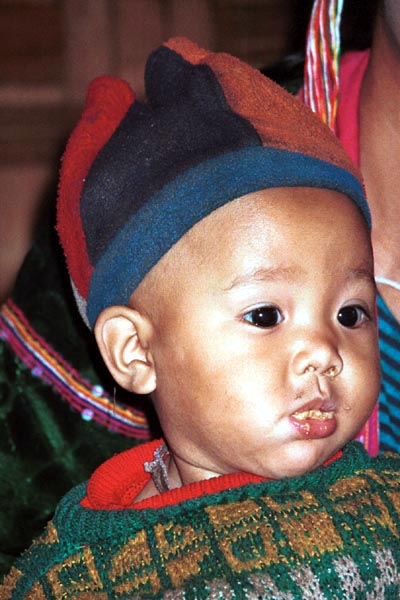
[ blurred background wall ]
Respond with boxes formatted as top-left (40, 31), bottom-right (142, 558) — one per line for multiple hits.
top-left (0, 0), bottom-right (314, 299)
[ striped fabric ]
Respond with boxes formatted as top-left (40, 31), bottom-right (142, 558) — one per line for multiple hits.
top-left (377, 294), bottom-right (400, 452)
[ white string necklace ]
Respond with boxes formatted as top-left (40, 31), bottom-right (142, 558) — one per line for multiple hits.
top-left (375, 276), bottom-right (400, 292)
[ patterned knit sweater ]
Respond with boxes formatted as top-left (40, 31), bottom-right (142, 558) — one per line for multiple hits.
top-left (2, 441), bottom-right (400, 599)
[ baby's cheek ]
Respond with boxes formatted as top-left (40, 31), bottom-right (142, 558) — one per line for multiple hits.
top-left (347, 375), bottom-right (378, 432)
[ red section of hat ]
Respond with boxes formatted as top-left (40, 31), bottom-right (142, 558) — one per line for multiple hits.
top-left (57, 76), bottom-right (135, 301)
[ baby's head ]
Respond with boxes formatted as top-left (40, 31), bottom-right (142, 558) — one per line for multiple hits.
top-left (58, 38), bottom-right (380, 482)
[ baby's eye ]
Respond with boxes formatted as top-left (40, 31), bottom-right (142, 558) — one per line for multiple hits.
top-left (337, 305), bottom-right (369, 328)
top-left (243, 305), bottom-right (283, 328)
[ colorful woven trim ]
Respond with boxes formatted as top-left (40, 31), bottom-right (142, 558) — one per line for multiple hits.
top-left (0, 300), bottom-right (150, 439)
top-left (304, 0), bottom-right (344, 131)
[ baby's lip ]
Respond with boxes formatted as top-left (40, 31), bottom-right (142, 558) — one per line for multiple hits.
top-left (292, 398), bottom-right (336, 416)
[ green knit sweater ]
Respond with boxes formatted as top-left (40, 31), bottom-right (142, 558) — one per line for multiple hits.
top-left (2, 441), bottom-right (400, 599)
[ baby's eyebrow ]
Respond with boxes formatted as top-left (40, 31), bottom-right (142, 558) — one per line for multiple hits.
top-left (346, 266), bottom-right (376, 287)
top-left (224, 266), bottom-right (302, 291)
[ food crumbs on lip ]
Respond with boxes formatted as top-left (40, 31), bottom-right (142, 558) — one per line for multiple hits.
top-left (293, 409), bottom-right (334, 421)
top-left (304, 423), bottom-right (311, 434)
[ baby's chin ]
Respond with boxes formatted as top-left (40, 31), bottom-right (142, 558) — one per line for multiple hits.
top-left (257, 440), bottom-right (341, 480)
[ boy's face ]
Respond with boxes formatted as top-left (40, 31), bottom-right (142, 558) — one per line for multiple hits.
top-left (135, 187), bottom-right (380, 481)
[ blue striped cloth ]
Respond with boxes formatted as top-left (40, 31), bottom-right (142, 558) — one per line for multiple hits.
top-left (377, 294), bottom-right (400, 452)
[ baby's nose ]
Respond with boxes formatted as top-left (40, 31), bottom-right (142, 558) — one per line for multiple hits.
top-left (292, 335), bottom-right (343, 378)
top-left (303, 362), bottom-right (342, 378)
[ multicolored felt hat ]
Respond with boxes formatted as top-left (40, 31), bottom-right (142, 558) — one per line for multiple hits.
top-left (57, 36), bottom-right (370, 329)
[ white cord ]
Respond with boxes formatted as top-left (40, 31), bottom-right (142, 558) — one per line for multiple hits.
top-left (375, 276), bottom-right (400, 291)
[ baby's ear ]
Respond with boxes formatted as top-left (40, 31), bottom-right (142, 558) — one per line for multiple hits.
top-left (94, 306), bottom-right (156, 395)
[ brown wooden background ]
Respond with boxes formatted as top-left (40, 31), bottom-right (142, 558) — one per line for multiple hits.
top-left (0, 0), bottom-right (310, 298)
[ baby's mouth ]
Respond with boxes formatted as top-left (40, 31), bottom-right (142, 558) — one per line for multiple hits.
top-left (290, 400), bottom-right (337, 438)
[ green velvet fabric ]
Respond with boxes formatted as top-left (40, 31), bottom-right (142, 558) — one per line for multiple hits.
top-left (0, 218), bottom-right (153, 576)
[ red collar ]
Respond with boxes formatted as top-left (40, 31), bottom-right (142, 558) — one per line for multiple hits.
top-left (81, 439), bottom-right (342, 511)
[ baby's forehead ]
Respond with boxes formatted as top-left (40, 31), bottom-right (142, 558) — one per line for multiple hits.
top-left (177, 186), bottom-right (368, 247)
top-left (140, 186), bottom-right (371, 293)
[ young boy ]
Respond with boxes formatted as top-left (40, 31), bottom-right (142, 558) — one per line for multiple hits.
top-left (2, 38), bottom-right (399, 599)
